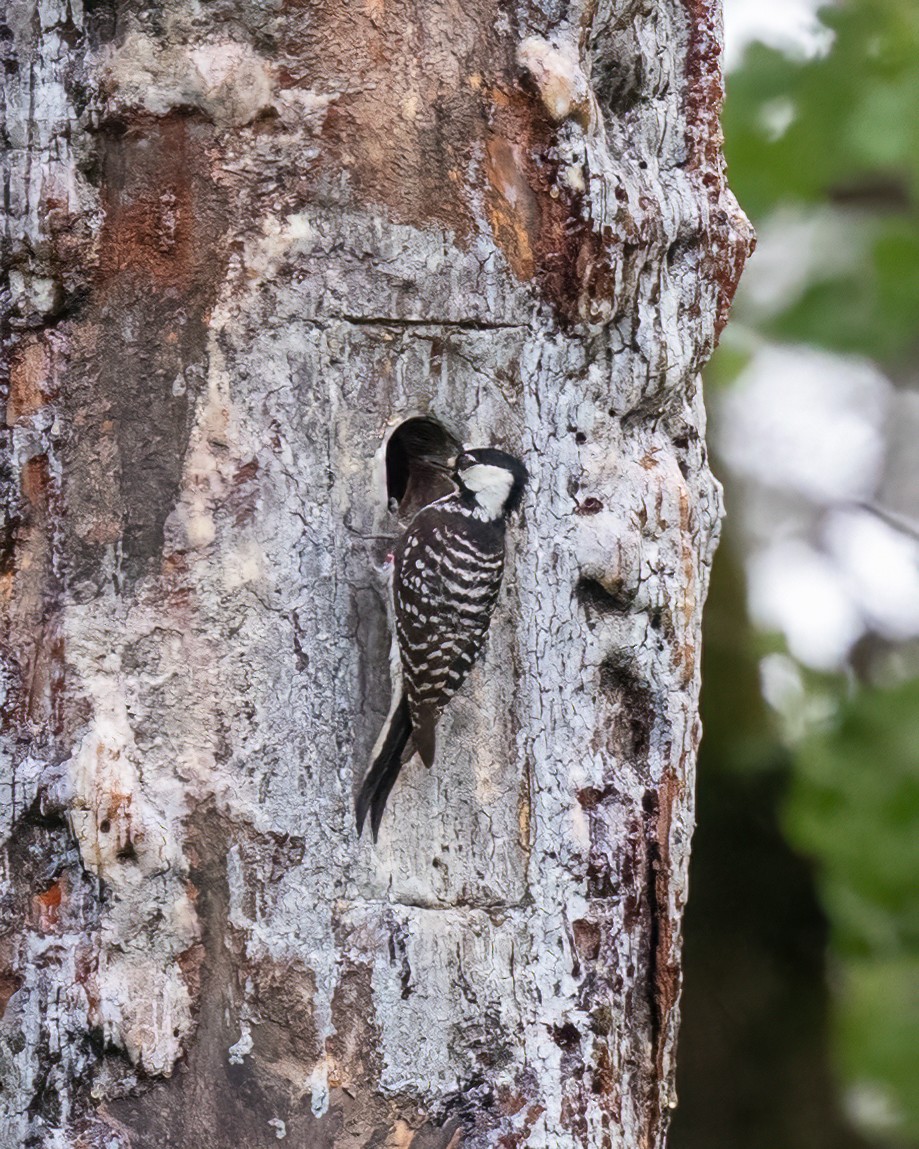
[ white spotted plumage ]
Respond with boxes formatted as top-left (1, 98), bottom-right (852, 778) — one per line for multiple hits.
top-left (394, 493), bottom-right (505, 743)
top-left (356, 447), bottom-right (528, 840)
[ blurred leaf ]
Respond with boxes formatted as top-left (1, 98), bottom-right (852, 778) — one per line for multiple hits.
top-left (701, 3), bottom-right (919, 1142)
top-left (786, 679), bottom-right (919, 1140)
top-left (703, 335), bottom-right (753, 391)
top-left (838, 958), bottom-right (919, 1141)
top-left (725, 0), bottom-right (919, 365)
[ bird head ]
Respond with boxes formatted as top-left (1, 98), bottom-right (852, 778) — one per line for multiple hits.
top-left (452, 448), bottom-right (529, 518)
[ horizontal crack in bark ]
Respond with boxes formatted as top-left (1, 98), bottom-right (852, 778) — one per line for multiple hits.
top-left (333, 314), bottom-right (530, 331)
top-left (345, 898), bottom-right (527, 912)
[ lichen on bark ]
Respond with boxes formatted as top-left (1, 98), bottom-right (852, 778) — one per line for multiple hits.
top-left (0, 0), bottom-right (751, 1146)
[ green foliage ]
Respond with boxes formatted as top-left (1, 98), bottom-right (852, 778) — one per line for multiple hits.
top-left (718, 2), bottom-right (919, 1142)
top-left (787, 679), bottom-right (919, 1140)
top-left (839, 959), bottom-right (919, 1143)
top-left (725, 0), bottom-right (919, 363)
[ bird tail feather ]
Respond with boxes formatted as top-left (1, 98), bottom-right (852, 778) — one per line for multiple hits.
top-left (412, 703), bottom-right (437, 768)
top-left (356, 693), bottom-right (412, 841)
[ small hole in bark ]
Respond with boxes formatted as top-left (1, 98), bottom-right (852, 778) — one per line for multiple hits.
top-left (573, 918), bottom-right (602, 961)
top-left (252, 104), bottom-right (280, 126)
top-left (99, 820), bottom-right (110, 834)
top-left (575, 431), bottom-right (588, 444)
top-left (578, 784), bottom-right (616, 810)
top-left (599, 659), bottom-right (653, 761)
top-left (551, 1022), bottom-right (582, 1051)
top-left (577, 576), bottom-right (633, 615)
top-left (667, 233), bottom-right (704, 270)
top-left (592, 46), bottom-right (646, 115)
top-left (385, 417), bottom-right (461, 518)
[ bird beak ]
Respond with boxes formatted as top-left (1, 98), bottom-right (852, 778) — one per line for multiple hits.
top-left (419, 456), bottom-right (454, 474)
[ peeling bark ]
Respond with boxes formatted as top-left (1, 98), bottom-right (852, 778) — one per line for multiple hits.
top-left (1, 1), bottom-right (752, 1146)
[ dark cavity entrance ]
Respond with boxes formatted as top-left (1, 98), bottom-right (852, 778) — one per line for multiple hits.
top-left (386, 417), bottom-right (461, 519)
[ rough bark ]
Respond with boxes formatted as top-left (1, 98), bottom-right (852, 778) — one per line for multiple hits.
top-left (0, 1), bottom-right (752, 1147)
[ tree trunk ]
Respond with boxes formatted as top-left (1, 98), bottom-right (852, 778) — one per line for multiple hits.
top-left (0, 1), bottom-right (751, 1146)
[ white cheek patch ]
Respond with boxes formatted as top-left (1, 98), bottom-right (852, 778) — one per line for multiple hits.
top-left (460, 464), bottom-right (515, 517)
